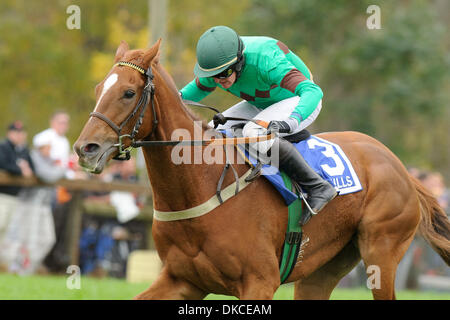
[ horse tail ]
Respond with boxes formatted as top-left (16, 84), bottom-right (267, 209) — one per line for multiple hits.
top-left (411, 175), bottom-right (450, 266)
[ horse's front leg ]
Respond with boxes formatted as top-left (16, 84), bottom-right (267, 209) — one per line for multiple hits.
top-left (134, 267), bottom-right (206, 300)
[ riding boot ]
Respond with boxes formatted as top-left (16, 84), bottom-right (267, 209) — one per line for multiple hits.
top-left (275, 138), bottom-right (337, 215)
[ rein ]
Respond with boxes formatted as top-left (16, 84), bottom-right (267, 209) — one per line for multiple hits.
top-left (89, 61), bottom-right (275, 160)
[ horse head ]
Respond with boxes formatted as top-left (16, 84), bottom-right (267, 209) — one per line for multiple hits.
top-left (74, 40), bottom-right (161, 173)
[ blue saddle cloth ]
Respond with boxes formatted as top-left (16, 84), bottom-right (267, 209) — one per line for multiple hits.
top-left (221, 130), bottom-right (363, 206)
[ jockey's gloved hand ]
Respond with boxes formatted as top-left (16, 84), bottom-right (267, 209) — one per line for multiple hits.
top-left (267, 120), bottom-right (291, 134)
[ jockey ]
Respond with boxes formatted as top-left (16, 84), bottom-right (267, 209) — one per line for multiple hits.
top-left (180, 26), bottom-right (337, 214)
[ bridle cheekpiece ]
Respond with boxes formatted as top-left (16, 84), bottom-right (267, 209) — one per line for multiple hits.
top-left (89, 61), bottom-right (158, 160)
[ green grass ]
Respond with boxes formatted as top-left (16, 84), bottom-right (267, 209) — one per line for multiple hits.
top-left (0, 272), bottom-right (149, 300)
top-left (207, 284), bottom-right (450, 300)
top-left (0, 272), bottom-right (449, 300)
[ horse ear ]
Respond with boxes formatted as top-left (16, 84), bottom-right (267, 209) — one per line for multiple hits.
top-left (114, 40), bottom-right (129, 63)
top-left (143, 38), bottom-right (162, 67)
top-left (153, 49), bottom-right (161, 65)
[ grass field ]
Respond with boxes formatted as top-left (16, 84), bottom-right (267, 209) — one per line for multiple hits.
top-left (0, 272), bottom-right (449, 300)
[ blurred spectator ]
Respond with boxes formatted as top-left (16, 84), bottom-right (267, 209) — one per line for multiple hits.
top-left (0, 134), bottom-right (68, 275)
top-left (109, 159), bottom-right (140, 224)
top-left (0, 121), bottom-right (35, 269)
top-left (86, 159), bottom-right (141, 223)
top-left (98, 158), bottom-right (138, 183)
top-left (31, 131), bottom-right (67, 183)
top-left (419, 171), bottom-right (448, 212)
top-left (79, 158), bottom-right (145, 278)
top-left (407, 166), bottom-right (422, 180)
top-left (32, 111), bottom-right (72, 273)
top-left (67, 152), bottom-right (89, 180)
top-left (0, 121), bottom-right (34, 195)
top-left (33, 111), bottom-right (71, 171)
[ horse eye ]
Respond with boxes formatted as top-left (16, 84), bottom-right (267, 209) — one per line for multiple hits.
top-left (123, 90), bottom-right (135, 99)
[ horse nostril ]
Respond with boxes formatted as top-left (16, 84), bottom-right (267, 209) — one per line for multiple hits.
top-left (82, 143), bottom-right (101, 156)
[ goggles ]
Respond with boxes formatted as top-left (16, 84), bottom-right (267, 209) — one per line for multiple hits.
top-left (212, 66), bottom-right (234, 79)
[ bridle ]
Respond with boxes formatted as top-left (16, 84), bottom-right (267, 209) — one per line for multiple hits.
top-left (89, 61), bottom-right (158, 160)
top-left (89, 60), bottom-right (276, 161)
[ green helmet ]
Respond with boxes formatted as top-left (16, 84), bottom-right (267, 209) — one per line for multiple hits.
top-left (194, 26), bottom-right (244, 78)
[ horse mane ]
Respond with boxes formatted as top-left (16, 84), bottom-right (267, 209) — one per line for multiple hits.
top-left (153, 58), bottom-right (211, 131)
top-left (120, 47), bottom-right (211, 131)
top-left (122, 49), bottom-right (147, 67)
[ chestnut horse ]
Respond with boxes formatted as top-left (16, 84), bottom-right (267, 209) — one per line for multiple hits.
top-left (74, 40), bottom-right (450, 300)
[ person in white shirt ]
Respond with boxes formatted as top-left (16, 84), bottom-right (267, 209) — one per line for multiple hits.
top-left (33, 111), bottom-right (70, 169)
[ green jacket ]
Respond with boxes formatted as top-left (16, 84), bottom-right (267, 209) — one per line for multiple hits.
top-left (181, 36), bottom-right (323, 125)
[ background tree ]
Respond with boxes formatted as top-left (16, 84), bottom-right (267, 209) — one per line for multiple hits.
top-left (0, 0), bottom-right (448, 180)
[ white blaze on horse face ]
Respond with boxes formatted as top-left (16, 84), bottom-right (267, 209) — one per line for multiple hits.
top-left (94, 73), bottom-right (118, 112)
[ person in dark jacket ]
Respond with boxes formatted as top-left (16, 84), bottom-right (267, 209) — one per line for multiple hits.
top-left (0, 121), bottom-right (34, 196)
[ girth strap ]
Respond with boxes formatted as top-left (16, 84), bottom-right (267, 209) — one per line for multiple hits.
top-left (153, 168), bottom-right (253, 221)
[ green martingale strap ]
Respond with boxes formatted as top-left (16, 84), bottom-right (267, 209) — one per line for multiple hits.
top-left (279, 172), bottom-right (303, 284)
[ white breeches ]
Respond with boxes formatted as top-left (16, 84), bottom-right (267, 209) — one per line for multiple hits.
top-left (209, 96), bottom-right (322, 160)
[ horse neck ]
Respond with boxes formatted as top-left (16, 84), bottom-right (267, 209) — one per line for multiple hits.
top-left (142, 64), bottom-right (238, 212)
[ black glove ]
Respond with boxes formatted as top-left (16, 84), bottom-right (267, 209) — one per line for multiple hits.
top-left (213, 113), bottom-right (227, 129)
top-left (267, 120), bottom-right (291, 134)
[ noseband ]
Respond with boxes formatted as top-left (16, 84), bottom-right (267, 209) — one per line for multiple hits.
top-left (89, 61), bottom-right (158, 160)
